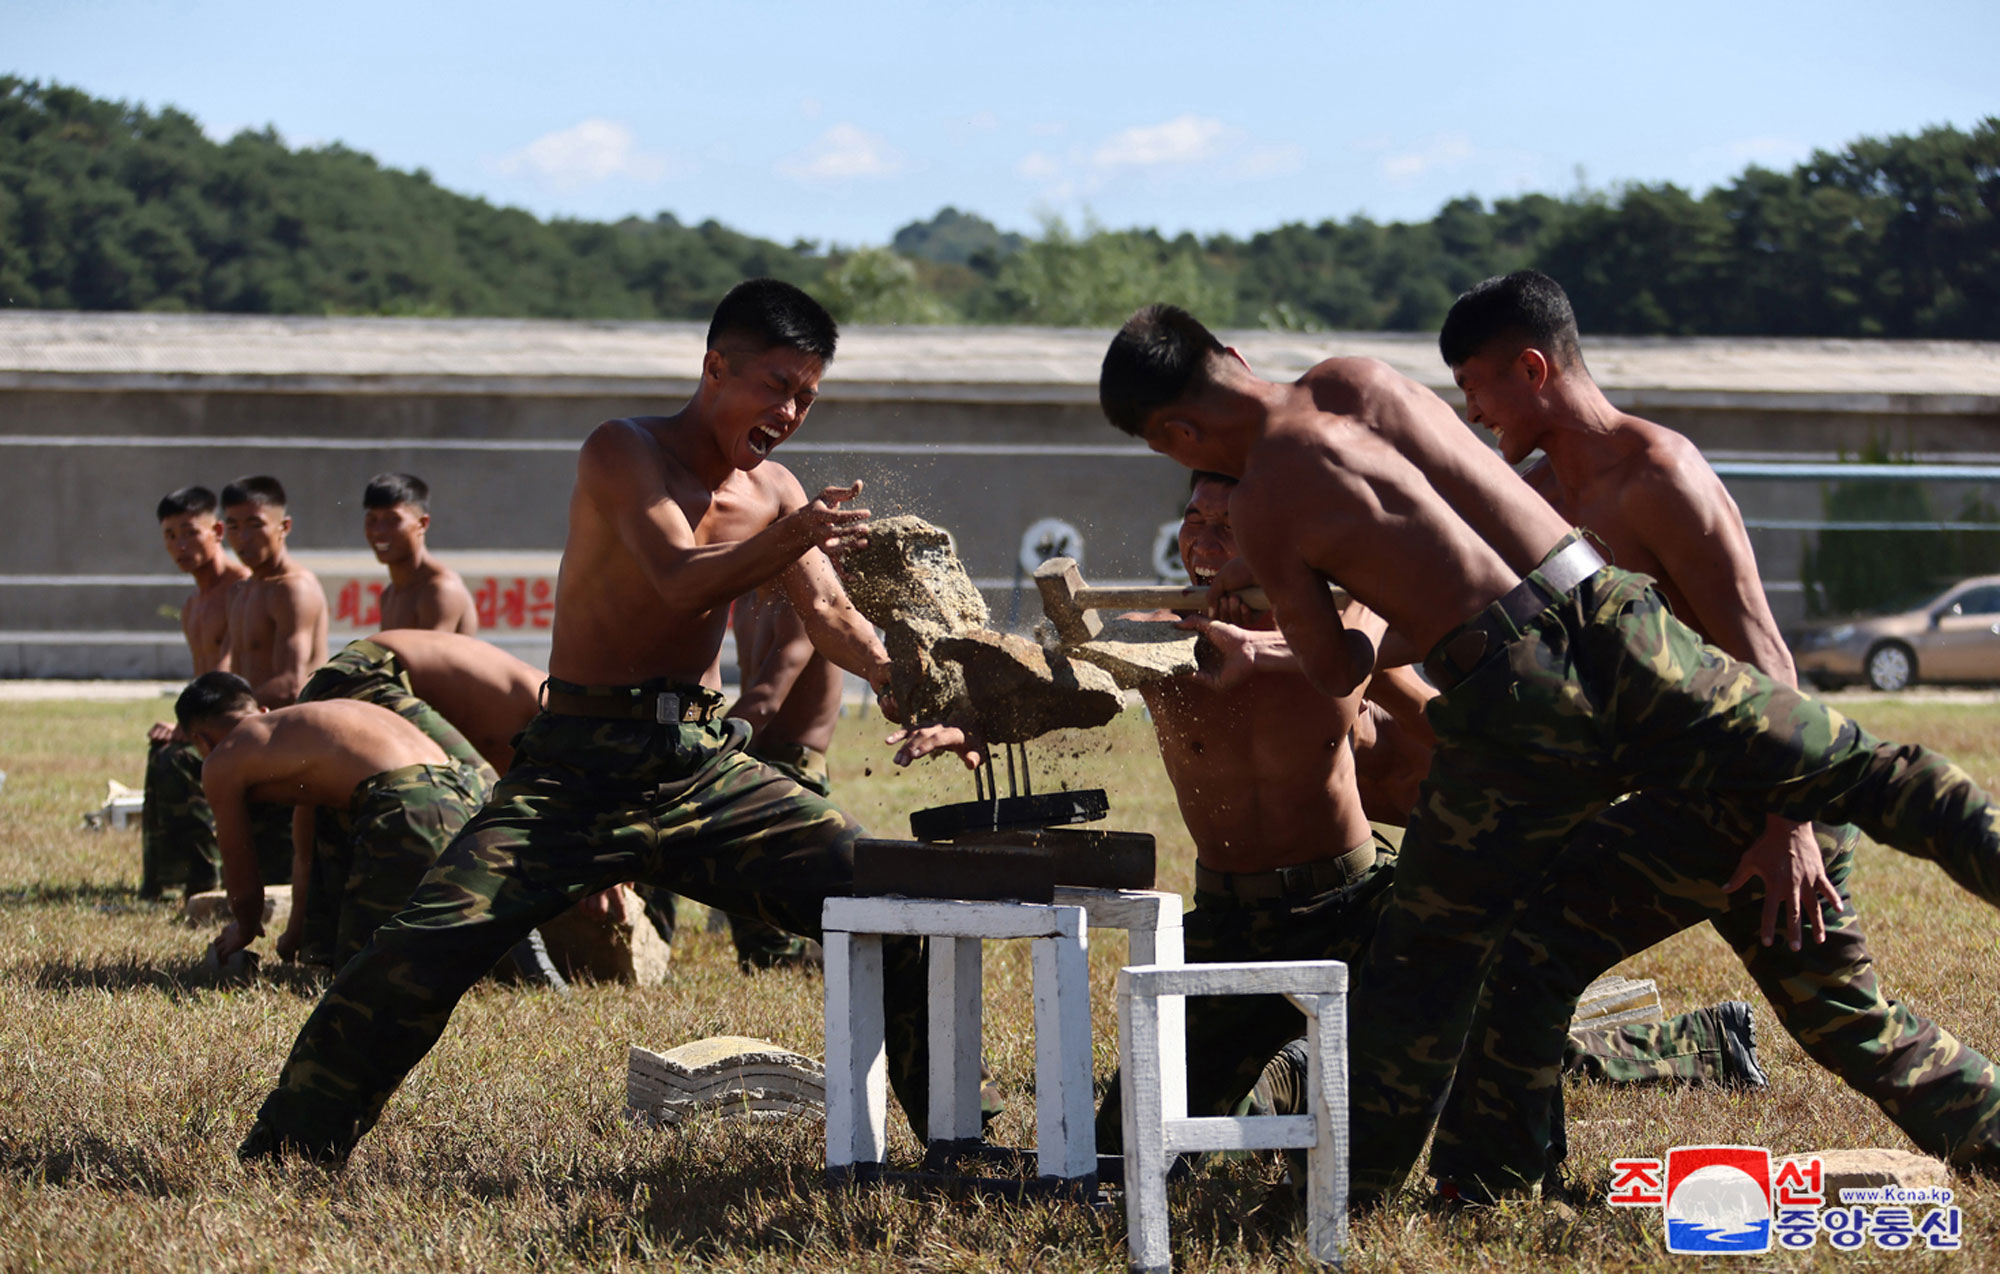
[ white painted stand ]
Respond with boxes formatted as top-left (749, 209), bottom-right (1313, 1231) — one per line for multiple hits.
top-left (1117, 960), bottom-right (1348, 1273)
top-left (106, 795), bottom-right (145, 830)
top-left (822, 889), bottom-right (1184, 1188)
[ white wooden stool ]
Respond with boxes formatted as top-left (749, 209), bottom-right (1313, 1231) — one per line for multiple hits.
top-left (823, 889), bottom-right (1184, 1190)
top-left (1117, 960), bottom-right (1348, 1273)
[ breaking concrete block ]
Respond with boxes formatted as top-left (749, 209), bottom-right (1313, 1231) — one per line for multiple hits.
top-left (1794, 1148), bottom-right (1950, 1195)
top-left (182, 885), bottom-right (292, 931)
top-left (1065, 616), bottom-right (1202, 688)
top-left (934, 629), bottom-right (1123, 742)
top-left (841, 514), bottom-right (989, 726)
top-left (538, 884), bottom-right (672, 986)
top-left (627, 1035), bottom-right (826, 1127)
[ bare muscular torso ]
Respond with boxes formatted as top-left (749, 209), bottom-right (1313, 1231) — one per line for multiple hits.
top-left (1522, 419), bottom-right (1747, 632)
top-left (1141, 622), bottom-right (1372, 873)
top-left (182, 569), bottom-right (247, 674)
top-left (226, 565), bottom-right (329, 705)
top-left (210, 700), bottom-right (449, 808)
top-left (370, 628), bottom-right (544, 770)
top-left (551, 417), bottom-right (794, 686)
top-left (379, 561), bottom-right (478, 634)
top-left (1239, 360), bottom-right (1572, 655)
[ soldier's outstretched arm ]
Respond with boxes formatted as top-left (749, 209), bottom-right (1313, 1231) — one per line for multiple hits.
top-left (578, 421), bottom-right (866, 619)
top-left (202, 752), bottom-right (265, 960)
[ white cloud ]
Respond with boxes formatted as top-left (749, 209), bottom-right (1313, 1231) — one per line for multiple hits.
top-left (1230, 143), bottom-right (1306, 179)
top-left (1093, 114), bottom-right (1230, 168)
top-left (1380, 134), bottom-right (1474, 182)
top-left (1015, 150), bottom-right (1061, 180)
top-left (493, 119), bottom-right (670, 189)
top-left (775, 124), bottom-right (903, 181)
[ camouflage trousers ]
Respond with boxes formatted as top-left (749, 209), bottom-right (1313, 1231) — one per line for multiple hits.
top-left (1095, 844), bottom-right (1733, 1153)
top-left (141, 737), bottom-right (291, 897)
top-left (639, 742), bottom-right (826, 970)
top-left (1432, 796), bottom-right (2000, 1196)
top-left (1346, 559), bottom-right (2000, 1199)
top-left (244, 705), bottom-right (929, 1161)
top-left (298, 638), bottom-right (493, 778)
top-left (296, 639), bottom-right (497, 960)
top-left (312, 762), bottom-right (491, 968)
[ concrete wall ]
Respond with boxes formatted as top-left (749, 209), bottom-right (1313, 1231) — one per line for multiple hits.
top-left (4, 325), bottom-right (1999, 678)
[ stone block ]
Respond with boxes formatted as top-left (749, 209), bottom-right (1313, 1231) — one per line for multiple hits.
top-left (841, 515), bottom-right (988, 726)
top-left (538, 883), bottom-right (672, 986)
top-left (182, 885), bottom-right (292, 931)
top-left (1066, 617), bottom-right (1201, 688)
top-left (1794, 1147), bottom-right (1950, 1195)
top-left (626, 1035), bottom-right (826, 1127)
top-left (933, 629), bottom-right (1122, 742)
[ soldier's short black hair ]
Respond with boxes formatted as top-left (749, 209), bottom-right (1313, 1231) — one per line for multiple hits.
top-left (1099, 305), bottom-right (1227, 438)
top-left (364, 472), bottom-right (429, 513)
top-left (1438, 270), bottom-right (1583, 370)
top-left (175, 670), bottom-right (259, 729)
top-left (220, 475), bottom-right (287, 511)
top-left (706, 278), bottom-right (838, 365)
top-left (157, 486), bottom-right (218, 521)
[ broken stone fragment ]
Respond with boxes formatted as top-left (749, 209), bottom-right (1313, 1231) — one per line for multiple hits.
top-left (933, 629), bottom-right (1123, 742)
top-left (538, 883), bottom-right (672, 986)
top-left (1064, 616), bottom-right (1202, 688)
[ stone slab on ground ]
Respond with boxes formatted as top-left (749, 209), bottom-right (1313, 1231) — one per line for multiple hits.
top-left (1795, 1148), bottom-right (1951, 1195)
top-left (538, 883), bottom-right (671, 986)
top-left (933, 629), bottom-right (1122, 742)
top-left (627, 1035), bottom-right (826, 1127)
top-left (1572, 974), bottom-right (1664, 1029)
top-left (182, 884), bottom-right (291, 931)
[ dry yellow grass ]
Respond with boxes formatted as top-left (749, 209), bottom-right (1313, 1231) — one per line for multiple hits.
top-left (3, 693), bottom-right (1999, 1271)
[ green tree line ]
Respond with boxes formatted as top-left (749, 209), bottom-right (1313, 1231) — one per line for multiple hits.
top-left (4, 77), bottom-right (1996, 337)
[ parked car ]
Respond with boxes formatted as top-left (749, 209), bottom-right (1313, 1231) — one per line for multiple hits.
top-left (1792, 574), bottom-right (2000, 691)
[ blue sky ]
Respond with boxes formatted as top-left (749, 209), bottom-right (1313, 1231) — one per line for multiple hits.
top-left (8, 0), bottom-right (1996, 246)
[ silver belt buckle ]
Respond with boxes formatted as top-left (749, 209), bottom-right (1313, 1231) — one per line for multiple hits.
top-left (654, 691), bottom-right (680, 724)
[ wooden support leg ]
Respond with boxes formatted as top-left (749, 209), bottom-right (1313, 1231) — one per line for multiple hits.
top-left (1305, 992), bottom-right (1349, 1263)
top-left (1119, 972), bottom-right (1172, 1273)
top-left (1032, 918), bottom-right (1095, 1181)
top-left (927, 933), bottom-right (985, 1143)
top-left (823, 929), bottom-right (887, 1179)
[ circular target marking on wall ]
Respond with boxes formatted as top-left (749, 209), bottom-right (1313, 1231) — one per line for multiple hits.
top-left (1152, 520), bottom-right (1188, 584)
top-left (1019, 517), bottom-right (1084, 575)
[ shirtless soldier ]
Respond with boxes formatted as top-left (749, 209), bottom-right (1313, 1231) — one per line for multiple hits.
top-left (364, 473), bottom-right (479, 633)
top-left (1087, 472), bottom-right (1763, 1149)
top-left (240, 279), bottom-right (935, 1163)
top-left (140, 486), bottom-right (251, 898)
top-left (1098, 303), bottom-right (2000, 1201)
top-left (178, 671), bottom-right (489, 970)
top-left (1429, 271), bottom-right (2000, 1198)
top-left (220, 476), bottom-right (329, 707)
top-left (359, 629), bottom-right (544, 771)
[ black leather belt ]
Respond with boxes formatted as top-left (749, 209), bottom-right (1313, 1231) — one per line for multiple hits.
top-left (1195, 842), bottom-right (1378, 901)
top-left (539, 677), bottom-right (724, 724)
top-left (1422, 538), bottom-right (1607, 693)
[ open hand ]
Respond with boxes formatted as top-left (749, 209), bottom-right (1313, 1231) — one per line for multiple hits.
top-left (887, 721), bottom-right (986, 770)
top-left (1725, 817), bottom-right (1845, 949)
top-left (792, 481), bottom-right (872, 556)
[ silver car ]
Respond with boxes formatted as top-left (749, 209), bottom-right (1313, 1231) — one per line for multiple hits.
top-left (1792, 574), bottom-right (2000, 691)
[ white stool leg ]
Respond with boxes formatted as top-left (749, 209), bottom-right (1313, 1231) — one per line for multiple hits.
top-left (1146, 908), bottom-right (1187, 1122)
top-left (927, 933), bottom-right (985, 1143)
top-left (1032, 917), bottom-right (1095, 1180)
top-left (823, 929), bottom-right (888, 1176)
top-left (1304, 993), bottom-right (1349, 1262)
top-left (1119, 973), bottom-right (1172, 1273)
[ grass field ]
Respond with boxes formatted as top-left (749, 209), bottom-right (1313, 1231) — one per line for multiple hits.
top-left (4, 692), bottom-right (2000, 1271)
